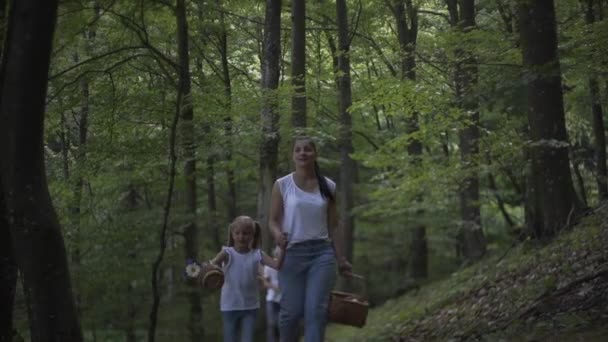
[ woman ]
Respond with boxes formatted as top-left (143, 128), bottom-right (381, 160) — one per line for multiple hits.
top-left (269, 136), bottom-right (352, 342)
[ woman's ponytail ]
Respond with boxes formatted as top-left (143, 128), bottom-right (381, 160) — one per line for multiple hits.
top-left (314, 161), bottom-right (334, 201)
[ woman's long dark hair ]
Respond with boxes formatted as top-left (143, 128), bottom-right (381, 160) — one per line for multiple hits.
top-left (295, 137), bottom-right (334, 202)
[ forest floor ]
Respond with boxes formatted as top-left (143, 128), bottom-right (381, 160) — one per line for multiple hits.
top-left (326, 203), bottom-right (608, 341)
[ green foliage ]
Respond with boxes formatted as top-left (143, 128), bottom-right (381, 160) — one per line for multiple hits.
top-left (17, 0), bottom-right (606, 339)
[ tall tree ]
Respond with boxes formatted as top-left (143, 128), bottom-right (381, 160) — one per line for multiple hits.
top-left (216, 0), bottom-right (238, 221)
top-left (0, 184), bottom-right (17, 342)
top-left (447, 0), bottom-right (486, 260)
top-left (0, 0), bottom-right (83, 340)
top-left (335, 0), bottom-right (357, 272)
top-left (194, 0), bottom-right (221, 251)
top-left (176, 0), bottom-right (203, 339)
top-left (518, 0), bottom-right (579, 238)
top-left (258, 0), bottom-right (282, 252)
top-left (0, 2), bottom-right (18, 340)
top-left (291, 0), bottom-right (307, 129)
top-left (69, 2), bottom-right (99, 316)
top-left (584, 0), bottom-right (607, 200)
top-left (391, 0), bottom-right (427, 278)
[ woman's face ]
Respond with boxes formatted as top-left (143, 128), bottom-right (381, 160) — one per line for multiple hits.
top-left (292, 139), bottom-right (316, 168)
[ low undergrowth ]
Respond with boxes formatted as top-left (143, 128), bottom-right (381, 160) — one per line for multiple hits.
top-left (327, 204), bottom-right (608, 341)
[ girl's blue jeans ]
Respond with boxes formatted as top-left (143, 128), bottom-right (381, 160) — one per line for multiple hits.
top-left (222, 309), bottom-right (258, 342)
top-left (278, 240), bottom-right (336, 342)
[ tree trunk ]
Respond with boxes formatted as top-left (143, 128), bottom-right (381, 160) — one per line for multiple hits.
top-left (518, 0), bottom-right (579, 239)
top-left (335, 0), bottom-right (357, 269)
top-left (258, 0), bottom-right (282, 252)
top-left (0, 188), bottom-right (17, 342)
top-left (0, 2), bottom-right (18, 340)
top-left (584, 0), bottom-right (607, 200)
top-left (449, 0), bottom-right (486, 260)
top-left (176, 0), bottom-right (203, 340)
top-left (194, 1), bottom-right (221, 251)
top-left (0, 0), bottom-right (83, 340)
top-left (217, 0), bottom-right (238, 221)
top-left (291, 0), bottom-right (306, 129)
top-left (390, 0), bottom-right (428, 278)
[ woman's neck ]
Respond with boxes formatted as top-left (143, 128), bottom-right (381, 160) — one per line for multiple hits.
top-left (294, 167), bottom-right (315, 180)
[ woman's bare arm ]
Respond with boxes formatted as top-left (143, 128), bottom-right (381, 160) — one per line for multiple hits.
top-left (269, 181), bottom-right (287, 248)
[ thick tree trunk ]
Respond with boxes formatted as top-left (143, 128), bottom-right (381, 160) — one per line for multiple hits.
top-left (449, 0), bottom-right (486, 260)
top-left (258, 0), bottom-right (282, 252)
top-left (176, 0), bottom-right (203, 340)
top-left (291, 0), bottom-right (306, 129)
top-left (0, 0), bottom-right (83, 340)
top-left (336, 0), bottom-right (357, 267)
top-left (518, 0), bottom-right (579, 238)
top-left (0, 2), bottom-right (18, 340)
top-left (0, 189), bottom-right (17, 342)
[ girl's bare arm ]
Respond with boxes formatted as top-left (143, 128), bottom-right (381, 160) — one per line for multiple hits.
top-left (261, 250), bottom-right (283, 270)
top-left (209, 249), bottom-right (228, 267)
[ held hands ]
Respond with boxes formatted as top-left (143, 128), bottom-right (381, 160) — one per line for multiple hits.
top-left (273, 230), bottom-right (289, 249)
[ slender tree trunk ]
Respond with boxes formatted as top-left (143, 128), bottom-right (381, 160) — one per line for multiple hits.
top-left (518, 0), bottom-right (579, 239)
top-left (217, 0), bottom-right (237, 220)
top-left (194, 1), bottom-right (221, 251)
top-left (148, 74), bottom-right (181, 342)
top-left (291, 0), bottom-right (306, 129)
top-left (487, 172), bottom-right (516, 227)
top-left (389, 0), bottom-right (428, 278)
top-left (258, 0), bottom-right (282, 252)
top-left (0, 0), bottom-right (83, 340)
top-left (584, 0), bottom-right (607, 200)
top-left (448, 0), bottom-right (486, 260)
top-left (176, 0), bottom-right (203, 340)
top-left (69, 11), bottom-right (95, 312)
top-left (206, 153), bottom-right (221, 249)
top-left (335, 0), bottom-right (357, 269)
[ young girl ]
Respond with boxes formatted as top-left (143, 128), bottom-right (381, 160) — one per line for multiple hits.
top-left (208, 215), bottom-right (281, 342)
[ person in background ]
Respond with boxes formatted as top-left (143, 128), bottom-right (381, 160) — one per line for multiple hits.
top-left (269, 136), bottom-right (353, 342)
top-left (261, 246), bottom-right (282, 342)
top-left (207, 216), bottom-right (282, 342)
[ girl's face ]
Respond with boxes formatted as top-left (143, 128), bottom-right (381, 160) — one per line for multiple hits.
top-left (292, 139), bottom-right (317, 168)
top-left (231, 224), bottom-right (254, 250)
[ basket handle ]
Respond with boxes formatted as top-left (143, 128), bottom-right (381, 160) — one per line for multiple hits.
top-left (341, 273), bottom-right (368, 299)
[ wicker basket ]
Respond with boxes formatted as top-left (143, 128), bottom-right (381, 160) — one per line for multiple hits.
top-left (199, 263), bottom-right (224, 290)
top-left (327, 274), bottom-right (368, 328)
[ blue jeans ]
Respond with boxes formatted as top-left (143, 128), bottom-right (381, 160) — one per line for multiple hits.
top-left (278, 240), bottom-right (336, 342)
top-left (222, 309), bottom-right (258, 342)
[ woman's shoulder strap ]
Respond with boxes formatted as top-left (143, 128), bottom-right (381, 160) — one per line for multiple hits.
top-left (276, 173), bottom-right (294, 195)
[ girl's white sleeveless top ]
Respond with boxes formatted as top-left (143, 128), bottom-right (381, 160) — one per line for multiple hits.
top-left (220, 247), bottom-right (262, 311)
top-left (277, 173), bottom-right (336, 246)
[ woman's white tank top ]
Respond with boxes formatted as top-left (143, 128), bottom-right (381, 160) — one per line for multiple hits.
top-left (277, 173), bottom-right (336, 246)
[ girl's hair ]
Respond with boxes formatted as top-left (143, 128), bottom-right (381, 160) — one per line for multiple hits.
top-left (226, 216), bottom-right (261, 249)
top-left (294, 136), bottom-right (335, 201)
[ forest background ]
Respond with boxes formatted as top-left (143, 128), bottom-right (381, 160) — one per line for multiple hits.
top-left (1, 0), bottom-right (607, 341)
